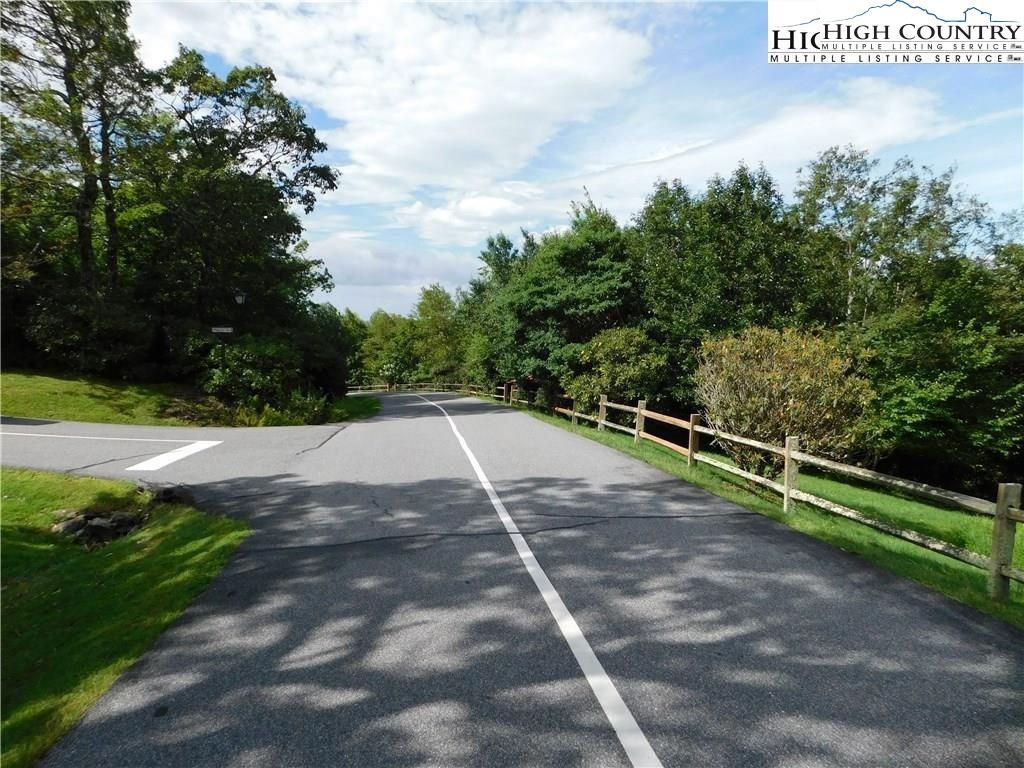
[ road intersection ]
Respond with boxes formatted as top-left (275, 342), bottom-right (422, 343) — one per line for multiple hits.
top-left (2, 393), bottom-right (1022, 767)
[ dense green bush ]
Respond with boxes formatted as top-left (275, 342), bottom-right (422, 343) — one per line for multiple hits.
top-left (694, 327), bottom-right (875, 473)
top-left (564, 327), bottom-right (667, 412)
top-left (201, 337), bottom-right (302, 406)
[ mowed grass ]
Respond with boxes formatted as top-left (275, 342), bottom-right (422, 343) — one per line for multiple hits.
top-left (0, 371), bottom-right (381, 427)
top-left (329, 393), bottom-right (381, 422)
top-left (1, 469), bottom-right (249, 768)
top-left (522, 408), bottom-right (1024, 629)
top-left (1, 371), bottom-right (191, 426)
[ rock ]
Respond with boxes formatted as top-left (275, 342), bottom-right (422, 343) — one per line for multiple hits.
top-left (52, 517), bottom-right (88, 535)
top-left (51, 510), bottom-right (142, 546)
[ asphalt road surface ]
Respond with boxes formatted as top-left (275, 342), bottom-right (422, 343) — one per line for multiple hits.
top-left (2, 393), bottom-right (1022, 767)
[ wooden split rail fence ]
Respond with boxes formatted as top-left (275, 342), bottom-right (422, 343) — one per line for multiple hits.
top-left (549, 392), bottom-right (1023, 603)
top-left (346, 382), bottom-right (1021, 601)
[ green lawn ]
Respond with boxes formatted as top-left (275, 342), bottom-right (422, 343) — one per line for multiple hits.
top-left (329, 393), bottom-right (381, 422)
top-left (0, 469), bottom-right (249, 768)
top-left (0, 371), bottom-right (380, 427)
top-left (1, 371), bottom-right (194, 426)
top-left (522, 407), bottom-right (1024, 629)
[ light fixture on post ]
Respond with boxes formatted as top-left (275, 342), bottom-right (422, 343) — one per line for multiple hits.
top-left (234, 290), bottom-right (247, 305)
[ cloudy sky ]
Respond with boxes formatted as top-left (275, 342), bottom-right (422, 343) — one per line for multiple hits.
top-left (129, 1), bottom-right (1023, 317)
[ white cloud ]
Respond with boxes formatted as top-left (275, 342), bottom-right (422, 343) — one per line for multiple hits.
top-left (130, 1), bottom-right (652, 205)
top-left (305, 231), bottom-right (476, 315)
top-left (397, 77), bottom-right (983, 244)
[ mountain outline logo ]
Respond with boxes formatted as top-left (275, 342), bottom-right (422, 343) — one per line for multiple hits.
top-left (786, 1), bottom-right (1018, 27)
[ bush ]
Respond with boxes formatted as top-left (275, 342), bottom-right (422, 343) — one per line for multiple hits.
top-left (564, 327), bottom-right (667, 412)
top-left (694, 327), bottom-right (874, 473)
top-left (201, 336), bottom-right (301, 406)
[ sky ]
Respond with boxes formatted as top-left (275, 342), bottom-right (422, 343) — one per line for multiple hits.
top-left (128, 0), bottom-right (1024, 317)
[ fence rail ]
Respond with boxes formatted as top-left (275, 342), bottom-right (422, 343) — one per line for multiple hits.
top-left (538, 390), bottom-right (1022, 603)
top-left (347, 381), bottom-right (1020, 602)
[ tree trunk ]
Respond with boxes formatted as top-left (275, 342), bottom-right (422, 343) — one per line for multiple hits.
top-left (99, 103), bottom-right (119, 290)
top-left (63, 62), bottom-right (99, 290)
top-left (75, 174), bottom-right (99, 289)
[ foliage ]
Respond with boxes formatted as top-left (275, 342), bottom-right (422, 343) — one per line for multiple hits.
top-left (564, 327), bottom-right (667, 411)
top-left (0, 468), bottom-right (248, 768)
top-left (412, 284), bottom-right (461, 381)
top-left (694, 327), bottom-right (875, 472)
top-left (1, 2), bottom-right (345, 408)
top-left (848, 251), bottom-right (1024, 491)
top-left (499, 200), bottom-right (640, 398)
top-left (201, 336), bottom-right (302, 405)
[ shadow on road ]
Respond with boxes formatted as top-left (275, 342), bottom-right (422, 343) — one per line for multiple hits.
top-left (41, 458), bottom-right (1024, 768)
top-left (0, 416), bottom-right (60, 426)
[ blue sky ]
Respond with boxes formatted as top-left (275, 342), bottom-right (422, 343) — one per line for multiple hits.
top-left (129, 1), bottom-right (1023, 317)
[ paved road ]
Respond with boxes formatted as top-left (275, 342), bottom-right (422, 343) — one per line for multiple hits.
top-left (2, 393), bottom-right (1022, 767)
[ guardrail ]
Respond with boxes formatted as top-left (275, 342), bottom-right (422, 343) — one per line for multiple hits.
top-left (545, 391), bottom-right (1022, 603)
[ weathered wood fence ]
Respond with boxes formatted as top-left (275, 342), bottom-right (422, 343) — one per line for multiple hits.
top-left (347, 381), bottom-right (1021, 602)
top-left (551, 392), bottom-right (1022, 603)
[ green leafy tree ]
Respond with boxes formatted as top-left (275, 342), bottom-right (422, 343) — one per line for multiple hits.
top-left (501, 199), bottom-right (639, 396)
top-left (412, 284), bottom-right (461, 381)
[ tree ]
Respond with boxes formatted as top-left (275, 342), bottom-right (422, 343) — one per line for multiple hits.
top-left (361, 311), bottom-right (416, 385)
top-left (2, 0), bottom-right (146, 290)
top-left (501, 199), bottom-right (639, 396)
top-left (412, 284), bottom-right (460, 381)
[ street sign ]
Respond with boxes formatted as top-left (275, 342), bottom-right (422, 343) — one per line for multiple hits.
top-left (211, 327), bottom-right (234, 334)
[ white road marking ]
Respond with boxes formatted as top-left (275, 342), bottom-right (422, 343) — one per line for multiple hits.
top-left (0, 432), bottom-right (192, 443)
top-left (126, 440), bottom-right (221, 471)
top-left (414, 394), bottom-right (664, 768)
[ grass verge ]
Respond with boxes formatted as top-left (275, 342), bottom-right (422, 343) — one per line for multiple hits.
top-left (1, 468), bottom-right (249, 768)
top-left (0, 371), bottom-right (380, 427)
top-left (329, 394), bottom-right (381, 422)
top-left (521, 407), bottom-right (1024, 629)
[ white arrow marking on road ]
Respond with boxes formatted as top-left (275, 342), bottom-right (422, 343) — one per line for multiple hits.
top-left (414, 394), bottom-right (664, 768)
top-left (126, 440), bottom-right (221, 471)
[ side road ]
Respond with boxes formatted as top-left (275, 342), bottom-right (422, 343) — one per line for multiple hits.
top-left (2, 394), bottom-right (1021, 767)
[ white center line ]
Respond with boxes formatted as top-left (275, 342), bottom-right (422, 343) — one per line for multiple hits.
top-left (126, 440), bottom-right (222, 471)
top-left (414, 394), bottom-right (663, 768)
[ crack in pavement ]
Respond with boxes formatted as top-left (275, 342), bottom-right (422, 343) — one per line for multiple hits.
top-left (295, 424), bottom-right (349, 455)
top-left (517, 509), bottom-right (758, 521)
top-left (242, 519), bottom-right (606, 554)
top-left (67, 452), bottom-right (153, 473)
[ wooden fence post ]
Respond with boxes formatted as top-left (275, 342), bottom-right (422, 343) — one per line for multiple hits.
top-left (635, 400), bottom-right (646, 444)
top-left (989, 482), bottom-right (1022, 602)
top-left (503, 381), bottom-right (512, 404)
top-left (687, 413), bottom-right (701, 467)
top-left (784, 436), bottom-right (800, 513)
top-left (571, 399), bottom-right (578, 426)
top-left (598, 395), bottom-right (608, 431)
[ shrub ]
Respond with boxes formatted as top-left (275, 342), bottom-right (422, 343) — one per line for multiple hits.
top-left (564, 327), bottom-right (667, 412)
top-left (694, 327), bottom-right (874, 474)
top-left (201, 336), bottom-right (301, 406)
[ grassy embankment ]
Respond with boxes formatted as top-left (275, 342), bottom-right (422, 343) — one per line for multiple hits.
top-left (1, 468), bottom-right (249, 768)
top-left (0, 371), bottom-right (379, 426)
top-left (520, 407), bottom-right (1024, 629)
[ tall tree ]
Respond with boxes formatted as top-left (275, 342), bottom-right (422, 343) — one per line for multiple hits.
top-left (2, 0), bottom-right (144, 289)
